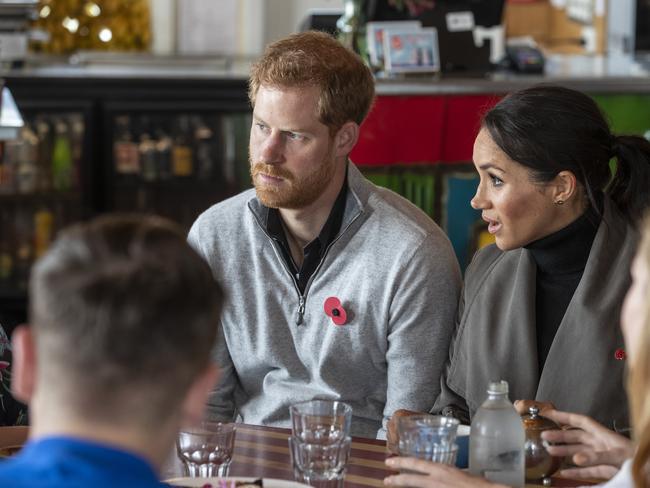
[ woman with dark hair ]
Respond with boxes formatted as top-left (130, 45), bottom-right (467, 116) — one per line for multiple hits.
top-left (433, 85), bottom-right (650, 429)
top-left (388, 85), bottom-right (650, 444)
top-left (383, 212), bottom-right (650, 488)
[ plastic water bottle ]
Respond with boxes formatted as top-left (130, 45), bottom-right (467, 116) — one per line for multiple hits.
top-left (469, 380), bottom-right (525, 487)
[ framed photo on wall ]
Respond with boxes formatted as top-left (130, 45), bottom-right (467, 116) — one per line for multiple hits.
top-left (383, 27), bottom-right (440, 73)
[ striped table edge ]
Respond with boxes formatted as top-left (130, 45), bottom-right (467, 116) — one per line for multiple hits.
top-left (231, 425), bottom-right (393, 487)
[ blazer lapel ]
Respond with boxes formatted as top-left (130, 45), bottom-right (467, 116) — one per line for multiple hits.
top-left (457, 248), bottom-right (539, 412)
top-left (503, 250), bottom-right (540, 400)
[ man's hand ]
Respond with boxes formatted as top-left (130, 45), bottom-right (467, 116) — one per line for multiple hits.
top-left (540, 409), bottom-right (634, 480)
top-left (383, 457), bottom-right (507, 487)
top-left (514, 399), bottom-right (555, 415)
top-left (387, 409), bottom-right (422, 454)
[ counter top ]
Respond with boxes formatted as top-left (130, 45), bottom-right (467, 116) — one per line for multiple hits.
top-left (1, 53), bottom-right (253, 81)
top-left (375, 54), bottom-right (650, 94)
top-left (3, 53), bottom-right (650, 94)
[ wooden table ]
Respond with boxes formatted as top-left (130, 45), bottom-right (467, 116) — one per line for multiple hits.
top-left (163, 423), bottom-right (595, 487)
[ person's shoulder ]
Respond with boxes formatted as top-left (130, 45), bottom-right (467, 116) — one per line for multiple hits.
top-left (196, 188), bottom-right (256, 223)
top-left (468, 243), bottom-right (503, 268)
top-left (365, 184), bottom-right (445, 240)
top-left (190, 188), bottom-right (256, 238)
top-left (0, 456), bottom-right (37, 487)
top-left (464, 243), bottom-right (507, 287)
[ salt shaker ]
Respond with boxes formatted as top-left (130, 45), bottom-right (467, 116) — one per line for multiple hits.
top-left (522, 406), bottom-right (563, 485)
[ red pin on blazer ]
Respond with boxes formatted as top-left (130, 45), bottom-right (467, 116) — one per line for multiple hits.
top-left (615, 348), bottom-right (626, 361)
top-left (324, 296), bottom-right (347, 326)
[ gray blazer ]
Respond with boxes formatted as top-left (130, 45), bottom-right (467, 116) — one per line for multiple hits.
top-left (433, 198), bottom-right (635, 430)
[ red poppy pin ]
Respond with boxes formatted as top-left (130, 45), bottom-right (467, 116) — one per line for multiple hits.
top-left (615, 348), bottom-right (626, 361)
top-left (324, 296), bottom-right (347, 326)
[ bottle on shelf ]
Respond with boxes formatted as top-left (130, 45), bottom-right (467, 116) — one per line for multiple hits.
top-left (13, 209), bottom-right (34, 291)
top-left (138, 116), bottom-right (158, 181)
top-left (221, 116), bottom-right (237, 188)
top-left (139, 116), bottom-right (158, 182)
top-left (70, 114), bottom-right (85, 191)
top-left (0, 210), bottom-right (14, 284)
top-left (193, 115), bottom-right (215, 180)
top-left (171, 115), bottom-right (194, 178)
top-left (469, 380), bottom-right (525, 487)
top-left (1, 135), bottom-right (18, 195)
top-left (52, 118), bottom-right (74, 191)
top-left (34, 206), bottom-right (55, 260)
top-left (155, 121), bottom-right (173, 181)
top-left (113, 115), bottom-right (141, 178)
top-left (35, 116), bottom-right (54, 192)
top-left (15, 124), bottom-right (40, 195)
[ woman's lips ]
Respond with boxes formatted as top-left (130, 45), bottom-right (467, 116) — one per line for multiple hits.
top-left (483, 216), bottom-right (502, 234)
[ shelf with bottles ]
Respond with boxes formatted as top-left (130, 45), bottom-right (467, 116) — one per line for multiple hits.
top-left (0, 110), bottom-right (90, 297)
top-left (109, 111), bottom-right (252, 228)
top-left (0, 112), bottom-right (85, 197)
top-left (0, 201), bottom-right (82, 294)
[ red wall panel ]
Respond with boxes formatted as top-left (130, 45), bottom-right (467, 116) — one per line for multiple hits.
top-left (441, 95), bottom-right (501, 163)
top-left (351, 96), bottom-right (445, 166)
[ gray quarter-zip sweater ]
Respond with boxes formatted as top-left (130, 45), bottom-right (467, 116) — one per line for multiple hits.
top-left (188, 163), bottom-right (461, 438)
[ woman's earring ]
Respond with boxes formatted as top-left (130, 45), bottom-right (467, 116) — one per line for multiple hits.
top-left (555, 199), bottom-right (564, 205)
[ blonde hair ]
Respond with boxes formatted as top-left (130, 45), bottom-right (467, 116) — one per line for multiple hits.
top-left (630, 213), bottom-right (650, 487)
top-left (248, 31), bottom-right (375, 135)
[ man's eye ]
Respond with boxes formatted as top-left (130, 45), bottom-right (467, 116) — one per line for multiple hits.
top-left (287, 132), bottom-right (304, 141)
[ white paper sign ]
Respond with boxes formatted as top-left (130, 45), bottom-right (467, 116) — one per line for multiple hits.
top-left (446, 11), bottom-right (475, 32)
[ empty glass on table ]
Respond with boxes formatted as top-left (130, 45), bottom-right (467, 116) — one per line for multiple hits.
top-left (397, 414), bottom-right (460, 465)
top-left (288, 399), bottom-right (353, 488)
top-left (176, 421), bottom-right (236, 478)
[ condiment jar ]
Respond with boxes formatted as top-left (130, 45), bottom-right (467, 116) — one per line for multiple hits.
top-left (522, 406), bottom-right (563, 485)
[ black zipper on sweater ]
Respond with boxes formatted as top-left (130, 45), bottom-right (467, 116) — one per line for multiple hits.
top-left (248, 214), bottom-right (307, 324)
top-left (249, 203), bottom-right (363, 326)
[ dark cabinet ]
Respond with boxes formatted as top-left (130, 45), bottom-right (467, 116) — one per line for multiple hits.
top-left (1, 74), bottom-right (252, 325)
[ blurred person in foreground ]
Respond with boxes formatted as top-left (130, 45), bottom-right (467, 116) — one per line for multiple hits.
top-left (388, 85), bottom-right (650, 447)
top-left (383, 208), bottom-right (650, 487)
top-left (188, 30), bottom-right (461, 438)
top-left (0, 215), bottom-right (222, 487)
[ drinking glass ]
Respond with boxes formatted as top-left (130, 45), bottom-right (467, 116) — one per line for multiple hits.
top-left (290, 399), bottom-right (352, 444)
top-left (398, 414), bottom-right (459, 464)
top-left (176, 421), bottom-right (236, 477)
top-left (289, 435), bottom-right (351, 488)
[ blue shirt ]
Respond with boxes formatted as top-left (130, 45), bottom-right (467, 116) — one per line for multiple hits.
top-left (0, 436), bottom-right (169, 487)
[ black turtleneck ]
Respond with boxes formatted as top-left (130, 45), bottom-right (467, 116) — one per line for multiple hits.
top-left (525, 203), bottom-right (601, 374)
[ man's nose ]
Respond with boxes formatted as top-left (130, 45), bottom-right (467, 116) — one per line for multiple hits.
top-left (259, 131), bottom-right (284, 165)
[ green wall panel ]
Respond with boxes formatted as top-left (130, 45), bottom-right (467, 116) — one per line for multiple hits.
top-left (593, 95), bottom-right (650, 136)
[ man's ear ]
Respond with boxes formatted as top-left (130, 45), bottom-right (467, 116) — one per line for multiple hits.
top-left (180, 363), bottom-right (220, 426)
top-left (11, 325), bottom-right (36, 404)
top-left (333, 121), bottom-right (359, 158)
